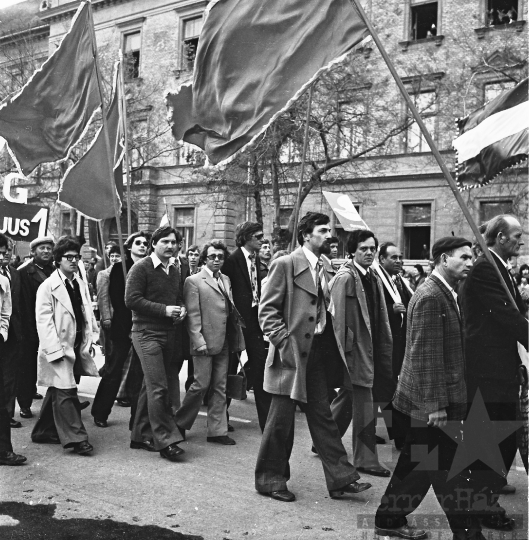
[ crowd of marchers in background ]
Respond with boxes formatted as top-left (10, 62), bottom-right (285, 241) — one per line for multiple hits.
top-left (0, 212), bottom-right (527, 540)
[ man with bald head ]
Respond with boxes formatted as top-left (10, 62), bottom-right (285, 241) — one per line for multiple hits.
top-left (461, 214), bottom-right (529, 533)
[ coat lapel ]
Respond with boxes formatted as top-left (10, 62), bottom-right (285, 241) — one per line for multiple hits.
top-left (50, 272), bottom-right (75, 318)
top-left (347, 262), bottom-right (372, 338)
top-left (430, 274), bottom-right (461, 323)
top-left (292, 248), bottom-right (317, 297)
top-left (235, 248), bottom-right (252, 290)
top-left (201, 268), bottom-right (224, 298)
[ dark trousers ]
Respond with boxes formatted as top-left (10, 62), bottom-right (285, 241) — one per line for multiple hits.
top-left (185, 358), bottom-right (194, 392)
top-left (131, 328), bottom-right (183, 451)
top-left (17, 339), bottom-right (38, 409)
top-left (372, 366), bottom-right (402, 442)
top-left (126, 347), bottom-right (143, 431)
top-left (1, 338), bottom-right (20, 418)
top-left (255, 328), bottom-right (359, 493)
top-left (375, 413), bottom-right (474, 535)
top-left (229, 307), bottom-right (271, 432)
top-left (32, 387), bottom-right (88, 448)
top-left (0, 352), bottom-right (13, 453)
top-left (92, 337), bottom-right (134, 422)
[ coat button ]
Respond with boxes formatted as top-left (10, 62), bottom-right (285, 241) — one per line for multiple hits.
top-left (308, 316), bottom-right (314, 322)
top-left (305, 333), bottom-right (310, 339)
top-left (301, 352), bottom-right (308, 357)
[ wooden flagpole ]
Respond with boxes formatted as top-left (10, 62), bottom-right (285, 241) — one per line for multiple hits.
top-left (118, 50), bottom-right (133, 237)
top-left (290, 83), bottom-right (315, 252)
top-left (87, 2), bottom-right (127, 282)
top-left (351, 0), bottom-right (518, 306)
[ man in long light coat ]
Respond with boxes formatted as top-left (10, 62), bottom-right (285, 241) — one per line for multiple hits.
top-left (31, 237), bottom-right (99, 455)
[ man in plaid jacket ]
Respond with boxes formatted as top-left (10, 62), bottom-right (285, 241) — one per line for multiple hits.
top-left (374, 236), bottom-right (473, 540)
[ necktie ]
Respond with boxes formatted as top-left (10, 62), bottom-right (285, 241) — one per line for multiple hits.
top-left (248, 253), bottom-right (259, 305)
top-left (315, 260), bottom-right (331, 333)
top-left (1, 267), bottom-right (10, 282)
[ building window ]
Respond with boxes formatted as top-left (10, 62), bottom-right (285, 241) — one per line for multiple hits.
top-left (183, 16), bottom-right (203, 70)
top-left (278, 207), bottom-right (293, 229)
top-left (406, 91), bottom-right (437, 153)
top-left (124, 31), bottom-right (141, 79)
top-left (484, 80), bottom-right (516, 103)
top-left (479, 200), bottom-right (513, 223)
top-left (174, 207), bottom-right (195, 249)
top-left (61, 211), bottom-right (72, 237)
top-left (410, 1), bottom-right (438, 40)
top-left (336, 100), bottom-right (367, 158)
top-left (486, 0), bottom-right (518, 26)
top-left (402, 203), bottom-right (432, 259)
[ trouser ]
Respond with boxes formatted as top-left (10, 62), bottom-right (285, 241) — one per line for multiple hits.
top-left (0, 352), bottom-right (13, 453)
top-left (32, 387), bottom-right (88, 448)
top-left (17, 339), bottom-right (38, 409)
top-left (91, 337), bottom-right (133, 422)
top-left (131, 328), bottom-right (183, 451)
top-left (185, 358), bottom-right (194, 392)
top-left (116, 350), bottom-right (132, 400)
top-left (255, 329), bottom-right (359, 493)
top-left (175, 340), bottom-right (229, 437)
top-left (375, 414), bottom-right (474, 535)
top-left (1, 338), bottom-right (20, 418)
top-left (372, 367), bottom-right (402, 442)
top-left (331, 385), bottom-right (384, 469)
top-left (126, 347), bottom-right (144, 431)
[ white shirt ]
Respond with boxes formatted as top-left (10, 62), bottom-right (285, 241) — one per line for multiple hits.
top-left (150, 253), bottom-right (175, 275)
top-left (490, 248), bottom-right (509, 269)
top-left (354, 260), bottom-right (368, 277)
top-left (241, 245), bottom-right (258, 307)
top-left (205, 266), bottom-right (227, 294)
top-left (302, 246), bottom-right (319, 286)
top-left (432, 269), bottom-right (459, 310)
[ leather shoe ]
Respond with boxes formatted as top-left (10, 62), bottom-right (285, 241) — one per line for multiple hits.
top-left (72, 441), bottom-right (93, 455)
top-left (482, 514), bottom-right (516, 531)
top-left (499, 484), bottom-right (516, 495)
top-left (261, 489), bottom-right (296, 502)
top-left (329, 481), bottom-right (372, 499)
top-left (32, 435), bottom-right (61, 445)
top-left (10, 418), bottom-right (22, 428)
top-left (374, 525), bottom-right (427, 539)
top-left (93, 418), bottom-right (108, 428)
top-left (33, 392), bottom-right (43, 400)
top-left (20, 407), bottom-right (32, 419)
top-left (207, 435), bottom-right (236, 445)
top-left (160, 443), bottom-right (185, 461)
top-left (130, 440), bottom-right (156, 452)
top-left (356, 466), bottom-right (391, 477)
top-left (227, 423), bottom-right (235, 432)
top-left (79, 400), bottom-right (90, 411)
top-left (0, 451), bottom-right (27, 466)
top-left (116, 398), bottom-right (131, 407)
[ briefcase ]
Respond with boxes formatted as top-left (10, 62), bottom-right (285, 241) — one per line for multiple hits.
top-left (226, 353), bottom-right (247, 401)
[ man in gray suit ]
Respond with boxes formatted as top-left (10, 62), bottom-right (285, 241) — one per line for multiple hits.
top-left (175, 240), bottom-right (245, 445)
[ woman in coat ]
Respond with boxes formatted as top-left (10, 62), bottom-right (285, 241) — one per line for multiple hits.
top-left (31, 237), bottom-right (99, 455)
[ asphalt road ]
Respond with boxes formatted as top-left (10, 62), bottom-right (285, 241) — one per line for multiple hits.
top-left (1, 347), bottom-right (527, 540)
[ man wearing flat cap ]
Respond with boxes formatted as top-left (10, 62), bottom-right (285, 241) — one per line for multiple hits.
top-left (16, 236), bottom-right (55, 419)
top-left (374, 236), bottom-right (474, 540)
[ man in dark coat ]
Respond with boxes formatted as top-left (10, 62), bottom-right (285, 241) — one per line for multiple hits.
top-left (17, 236), bottom-right (55, 419)
top-left (375, 236), bottom-right (473, 540)
top-left (460, 214), bottom-right (529, 533)
top-left (222, 221), bottom-right (271, 432)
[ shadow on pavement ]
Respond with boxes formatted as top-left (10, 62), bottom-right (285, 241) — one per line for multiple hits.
top-left (0, 502), bottom-right (203, 540)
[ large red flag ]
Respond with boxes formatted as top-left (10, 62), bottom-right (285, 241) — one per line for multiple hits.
top-left (58, 63), bottom-right (124, 220)
top-left (167, 0), bottom-right (369, 166)
top-left (0, 2), bottom-right (99, 176)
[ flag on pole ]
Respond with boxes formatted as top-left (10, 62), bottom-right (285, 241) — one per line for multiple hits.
top-left (58, 62), bottom-right (125, 220)
top-left (0, 2), bottom-right (100, 176)
top-left (453, 78), bottom-right (528, 190)
top-left (322, 191), bottom-right (368, 231)
top-left (167, 0), bottom-right (369, 166)
top-left (160, 213), bottom-right (170, 227)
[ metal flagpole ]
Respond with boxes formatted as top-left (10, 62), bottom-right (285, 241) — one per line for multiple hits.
top-left (87, 2), bottom-right (128, 282)
top-left (118, 50), bottom-right (133, 237)
top-left (351, 0), bottom-right (518, 307)
top-left (290, 83), bottom-right (315, 252)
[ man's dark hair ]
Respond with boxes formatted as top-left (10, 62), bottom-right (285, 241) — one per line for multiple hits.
top-left (261, 238), bottom-right (271, 246)
top-left (346, 229), bottom-right (378, 256)
top-left (151, 226), bottom-right (179, 249)
top-left (519, 263), bottom-right (529, 275)
top-left (329, 236), bottom-right (339, 244)
top-left (297, 212), bottom-right (330, 246)
top-left (0, 233), bottom-right (9, 250)
top-left (109, 245), bottom-right (121, 256)
top-left (53, 236), bottom-right (81, 265)
top-left (235, 221), bottom-right (262, 248)
top-left (199, 240), bottom-right (230, 266)
top-left (125, 231), bottom-right (149, 251)
top-left (378, 241), bottom-right (396, 261)
top-left (484, 214), bottom-right (516, 247)
top-left (186, 244), bottom-right (200, 257)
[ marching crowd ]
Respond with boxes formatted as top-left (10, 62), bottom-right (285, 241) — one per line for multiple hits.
top-left (0, 211), bottom-right (527, 540)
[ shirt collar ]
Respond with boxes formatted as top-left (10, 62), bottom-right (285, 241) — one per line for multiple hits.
top-left (204, 266), bottom-right (220, 279)
top-left (353, 260), bottom-right (368, 276)
top-left (490, 249), bottom-right (510, 269)
top-left (302, 246), bottom-right (319, 270)
top-left (432, 269), bottom-right (457, 296)
top-left (150, 252), bottom-right (175, 269)
top-left (59, 269), bottom-right (77, 284)
top-left (241, 246), bottom-right (255, 260)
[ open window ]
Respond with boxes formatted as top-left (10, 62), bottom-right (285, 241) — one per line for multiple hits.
top-left (402, 204), bottom-right (432, 259)
top-left (124, 31), bottom-right (141, 79)
top-left (411, 2), bottom-right (438, 40)
top-left (182, 16), bottom-right (203, 71)
top-left (486, 0), bottom-right (518, 26)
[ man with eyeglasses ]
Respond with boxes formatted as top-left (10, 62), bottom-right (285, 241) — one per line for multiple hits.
top-left (328, 229), bottom-right (393, 477)
top-left (17, 236), bottom-right (55, 420)
top-left (31, 237), bottom-right (99, 455)
top-left (126, 226), bottom-right (187, 461)
top-left (175, 240), bottom-right (245, 445)
top-left (223, 221), bottom-right (271, 432)
top-left (92, 232), bottom-right (147, 429)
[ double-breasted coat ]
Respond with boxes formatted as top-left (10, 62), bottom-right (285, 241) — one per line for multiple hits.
top-left (259, 248), bottom-right (340, 403)
top-left (36, 271), bottom-right (99, 390)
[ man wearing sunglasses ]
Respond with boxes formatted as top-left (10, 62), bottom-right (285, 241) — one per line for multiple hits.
top-left (223, 221), bottom-right (271, 432)
top-left (91, 232), bottom-right (148, 430)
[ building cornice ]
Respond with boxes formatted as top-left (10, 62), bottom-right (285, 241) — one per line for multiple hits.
top-left (0, 24), bottom-right (50, 46)
top-left (39, 0), bottom-right (133, 23)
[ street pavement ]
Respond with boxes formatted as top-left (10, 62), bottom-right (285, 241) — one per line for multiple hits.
top-left (1, 346), bottom-right (527, 540)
